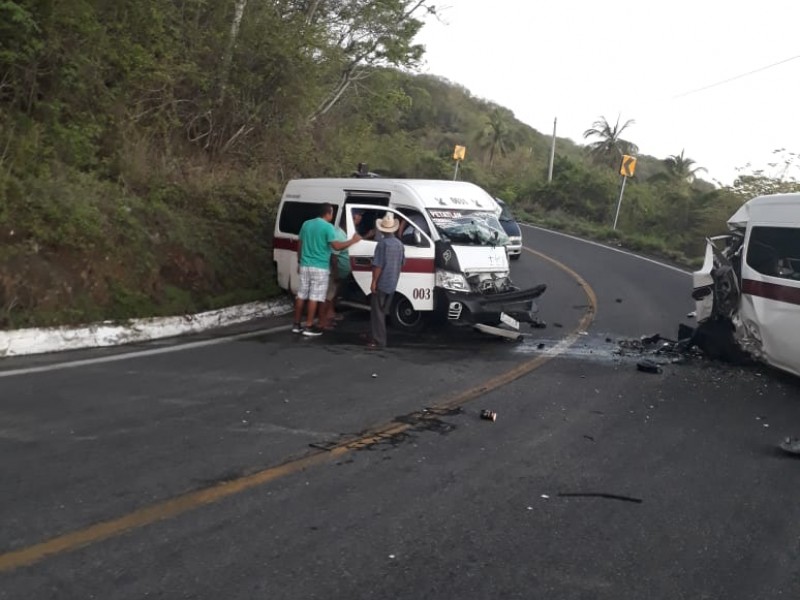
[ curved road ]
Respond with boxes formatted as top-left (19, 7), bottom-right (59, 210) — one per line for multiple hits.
top-left (1, 226), bottom-right (800, 599)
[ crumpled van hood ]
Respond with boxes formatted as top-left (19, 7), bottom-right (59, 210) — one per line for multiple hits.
top-left (451, 245), bottom-right (509, 274)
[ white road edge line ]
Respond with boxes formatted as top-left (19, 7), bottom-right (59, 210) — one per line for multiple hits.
top-left (0, 325), bottom-right (291, 379)
top-left (521, 223), bottom-right (692, 277)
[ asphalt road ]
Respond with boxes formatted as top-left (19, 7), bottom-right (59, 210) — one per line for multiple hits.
top-left (2, 226), bottom-right (800, 599)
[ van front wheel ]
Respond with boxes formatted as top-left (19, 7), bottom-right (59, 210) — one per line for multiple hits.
top-left (390, 295), bottom-right (426, 333)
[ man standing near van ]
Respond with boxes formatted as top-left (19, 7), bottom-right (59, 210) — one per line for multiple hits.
top-left (367, 212), bottom-right (405, 349)
top-left (293, 203), bottom-right (360, 336)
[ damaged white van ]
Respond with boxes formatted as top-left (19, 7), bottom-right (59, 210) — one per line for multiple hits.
top-left (273, 178), bottom-right (545, 337)
top-left (692, 193), bottom-right (800, 376)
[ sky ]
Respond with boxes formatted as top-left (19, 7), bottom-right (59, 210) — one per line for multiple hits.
top-left (413, 0), bottom-right (800, 186)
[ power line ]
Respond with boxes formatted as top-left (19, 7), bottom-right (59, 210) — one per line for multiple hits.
top-left (672, 53), bottom-right (800, 99)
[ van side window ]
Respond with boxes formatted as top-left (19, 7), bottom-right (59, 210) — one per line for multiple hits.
top-left (278, 201), bottom-right (338, 235)
top-left (746, 226), bottom-right (800, 280)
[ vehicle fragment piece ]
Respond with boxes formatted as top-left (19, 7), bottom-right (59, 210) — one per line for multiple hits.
top-left (636, 359), bottom-right (662, 374)
top-left (480, 409), bottom-right (497, 422)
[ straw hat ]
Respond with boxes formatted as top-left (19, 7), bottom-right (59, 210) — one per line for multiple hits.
top-left (376, 212), bottom-right (400, 233)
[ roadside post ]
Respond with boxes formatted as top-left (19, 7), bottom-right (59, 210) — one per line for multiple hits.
top-left (612, 154), bottom-right (637, 230)
top-left (453, 145), bottom-right (466, 180)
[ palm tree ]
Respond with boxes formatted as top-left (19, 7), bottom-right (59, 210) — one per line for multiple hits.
top-left (583, 115), bottom-right (638, 169)
top-left (481, 109), bottom-right (514, 171)
top-left (664, 150), bottom-right (706, 183)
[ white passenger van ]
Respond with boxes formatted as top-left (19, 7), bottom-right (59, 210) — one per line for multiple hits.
top-left (693, 193), bottom-right (800, 376)
top-left (273, 178), bottom-right (545, 334)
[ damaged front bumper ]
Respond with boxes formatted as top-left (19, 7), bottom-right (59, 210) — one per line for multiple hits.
top-left (439, 284), bottom-right (547, 326)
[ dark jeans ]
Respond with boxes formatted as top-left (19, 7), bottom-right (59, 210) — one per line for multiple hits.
top-left (370, 290), bottom-right (393, 347)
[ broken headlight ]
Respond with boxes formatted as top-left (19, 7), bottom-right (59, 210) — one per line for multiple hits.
top-left (436, 269), bottom-right (469, 292)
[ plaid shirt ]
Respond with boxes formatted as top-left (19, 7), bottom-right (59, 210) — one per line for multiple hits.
top-left (372, 236), bottom-right (405, 294)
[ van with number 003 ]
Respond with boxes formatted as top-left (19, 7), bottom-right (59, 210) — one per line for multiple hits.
top-left (273, 178), bottom-right (546, 337)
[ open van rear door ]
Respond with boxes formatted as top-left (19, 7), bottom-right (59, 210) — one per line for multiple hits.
top-left (345, 204), bottom-right (436, 315)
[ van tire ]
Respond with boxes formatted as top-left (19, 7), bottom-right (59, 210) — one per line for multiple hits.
top-left (390, 294), bottom-right (426, 333)
top-left (510, 253), bottom-right (521, 261)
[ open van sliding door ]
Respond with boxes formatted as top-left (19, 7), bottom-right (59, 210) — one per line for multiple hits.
top-left (345, 204), bottom-right (436, 331)
top-left (739, 224), bottom-right (800, 376)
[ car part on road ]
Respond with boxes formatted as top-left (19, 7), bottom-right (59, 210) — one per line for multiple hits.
top-left (480, 409), bottom-right (497, 422)
top-left (472, 323), bottom-right (523, 341)
top-left (636, 359), bottom-right (662, 374)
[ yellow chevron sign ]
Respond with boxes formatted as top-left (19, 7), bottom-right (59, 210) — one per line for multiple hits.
top-left (620, 155), bottom-right (637, 177)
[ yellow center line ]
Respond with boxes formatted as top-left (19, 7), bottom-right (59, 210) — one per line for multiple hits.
top-left (0, 246), bottom-right (597, 573)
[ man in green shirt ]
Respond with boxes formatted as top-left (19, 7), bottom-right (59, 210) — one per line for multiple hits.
top-left (293, 203), bottom-right (360, 336)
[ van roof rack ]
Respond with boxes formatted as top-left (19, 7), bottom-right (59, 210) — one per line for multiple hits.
top-left (351, 162), bottom-right (382, 178)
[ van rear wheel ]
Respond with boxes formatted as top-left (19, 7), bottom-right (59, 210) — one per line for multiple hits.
top-left (390, 295), bottom-right (426, 333)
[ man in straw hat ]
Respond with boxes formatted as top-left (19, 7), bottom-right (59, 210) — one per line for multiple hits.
top-left (367, 212), bottom-right (405, 349)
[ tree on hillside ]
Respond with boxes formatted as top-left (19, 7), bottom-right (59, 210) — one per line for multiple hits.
top-left (664, 150), bottom-right (706, 182)
top-left (480, 109), bottom-right (515, 171)
top-left (583, 116), bottom-right (638, 169)
top-left (304, 0), bottom-right (437, 123)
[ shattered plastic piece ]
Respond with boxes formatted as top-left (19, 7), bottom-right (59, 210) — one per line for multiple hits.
top-left (578, 331), bottom-right (588, 336)
top-left (530, 318), bottom-right (547, 329)
top-left (537, 343), bottom-right (546, 350)
top-left (480, 409), bottom-right (497, 422)
top-left (636, 359), bottom-right (662, 374)
top-left (371, 373), bottom-right (377, 378)
top-left (686, 311), bottom-right (696, 319)
top-left (641, 333), bottom-right (661, 345)
top-left (540, 494), bottom-right (550, 499)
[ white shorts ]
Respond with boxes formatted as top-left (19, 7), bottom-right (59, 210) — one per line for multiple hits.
top-left (297, 266), bottom-right (329, 302)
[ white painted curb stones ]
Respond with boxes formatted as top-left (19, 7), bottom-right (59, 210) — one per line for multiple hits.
top-left (0, 298), bottom-right (292, 357)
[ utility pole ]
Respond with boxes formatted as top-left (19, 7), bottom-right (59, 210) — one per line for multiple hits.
top-left (547, 117), bottom-right (557, 183)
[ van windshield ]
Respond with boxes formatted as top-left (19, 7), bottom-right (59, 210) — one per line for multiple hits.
top-left (427, 209), bottom-right (509, 246)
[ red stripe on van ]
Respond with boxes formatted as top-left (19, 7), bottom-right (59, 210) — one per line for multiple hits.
top-left (351, 257), bottom-right (435, 274)
top-left (742, 279), bottom-right (800, 306)
top-left (273, 237), bottom-right (299, 252)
